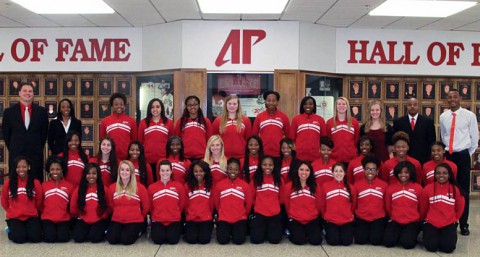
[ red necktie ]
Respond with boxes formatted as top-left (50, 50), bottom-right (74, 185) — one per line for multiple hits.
top-left (410, 117), bottom-right (415, 130)
top-left (449, 113), bottom-right (456, 154)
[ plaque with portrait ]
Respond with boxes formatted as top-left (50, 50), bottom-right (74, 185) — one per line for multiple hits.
top-left (44, 78), bottom-right (58, 96)
top-left (350, 104), bottom-right (363, 122)
top-left (440, 82), bottom-right (454, 99)
top-left (422, 82), bottom-right (435, 100)
top-left (98, 101), bottom-right (111, 119)
top-left (80, 101), bottom-right (94, 119)
top-left (349, 81), bottom-right (363, 99)
top-left (0, 145), bottom-right (4, 163)
top-left (476, 106), bottom-right (480, 122)
top-left (80, 78), bottom-right (94, 96)
top-left (81, 124), bottom-right (94, 142)
top-left (385, 81), bottom-right (399, 99)
top-left (422, 105), bottom-right (435, 121)
top-left (404, 82), bottom-right (417, 99)
top-left (45, 101), bottom-right (58, 119)
top-left (385, 104), bottom-right (398, 121)
top-left (116, 78), bottom-right (131, 96)
top-left (476, 83), bottom-right (480, 101)
top-left (458, 82), bottom-right (471, 100)
top-left (28, 78), bottom-right (40, 95)
top-left (472, 170), bottom-right (480, 191)
top-left (0, 78), bottom-right (4, 96)
top-left (440, 105), bottom-right (450, 114)
top-left (9, 78), bottom-right (22, 96)
top-left (63, 78), bottom-right (76, 96)
top-left (99, 78), bottom-right (113, 96)
top-left (82, 146), bottom-right (94, 158)
top-left (367, 81), bottom-right (381, 99)
top-left (0, 101), bottom-right (3, 118)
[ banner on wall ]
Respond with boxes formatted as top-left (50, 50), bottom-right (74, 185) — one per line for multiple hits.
top-left (0, 27), bottom-right (142, 72)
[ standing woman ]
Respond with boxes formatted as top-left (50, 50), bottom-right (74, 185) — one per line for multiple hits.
top-left (48, 98), bottom-right (82, 156)
top-left (100, 93), bottom-right (137, 160)
top-left (319, 163), bottom-right (357, 246)
top-left (282, 161), bottom-right (322, 245)
top-left (165, 136), bottom-right (191, 185)
top-left (70, 163), bottom-right (112, 243)
top-left (90, 136), bottom-right (119, 187)
top-left (420, 163), bottom-right (465, 253)
top-left (249, 156), bottom-right (283, 244)
top-left (41, 157), bottom-right (75, 243)
top-left (290, 96), bottom-right (327, 162)
top-left (204, 135), bottom-right (228, 185)
top-left (184, 161), bottom-right (214, 244)
top-left (212, 95), bottom-right (252, 159)
top-left (174, 95), bottom-right (212, 161)
top-left (1, 156), bottom-right (43, 243)
top-left (148, 160), bottom-right (186, 244)
top-left (360, 100), bottom-right (393, 162)
top-left (384, 161), bottom-right (422, 249)
top-left (107, 160), bottom-right (150, 245)
top-left (326, 97), bottom-right (360, 164)
top-left (59, 131), bottom-right (89, 186)
top-left (138, 98), bottom-right (174, 178)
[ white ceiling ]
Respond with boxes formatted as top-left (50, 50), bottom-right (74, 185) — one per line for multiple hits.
top-left (0, 0), bottom-right (479, 31)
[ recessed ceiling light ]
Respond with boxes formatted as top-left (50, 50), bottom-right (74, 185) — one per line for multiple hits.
top-left (11, 0), bottom-right (114, 14)
top-left (369, 0), bottom-right (477, 18)
top-left (198, 0), bottom-right (289, 14)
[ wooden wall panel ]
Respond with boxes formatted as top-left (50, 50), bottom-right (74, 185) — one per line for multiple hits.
top-left (275, 70), bottom-right (301, 120)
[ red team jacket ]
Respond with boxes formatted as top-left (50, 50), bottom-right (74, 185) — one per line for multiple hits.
top-left (380, 156), bottom-right (421, 184)
top-left (213, 177), bottom-right (253, 223)
top-left (100, 113), bottom-right (138, 160)
top-left (174, 118), bottom-right (212, 159)
top-left (148, 180), bottom-right (186, 225)
top-left (290, 113), bottom-right (327, 162)
top-left (319, 180), bottom-right (357, 225)
top-left (252, 109), bottom-right (290, 157)
top-left (89, 156), bottom-right (115, 186)
top-left (353, 178), bottom-right (387, 222)
top-left (130, 159), bottom-right (154, 187)
top-left (240, 154), bottom-right (259, 181)
top-left (167, 155), bottom-right (191, 185)
top-left (184, 184), bottom-right (214, 222)
top-left (108, 183), bottom-right (150, 224)
top-left (70, 184), bottom-right (113, 224)
top-left (420, 159), bottom-right (458, 186)
top-left (385, 181), bottom-right (422, 224)
top-left (2, 178), bottom-right (43, 221)
top-left (282, 182), bottom-right (322, 224)
top-left (59, 150), bottom-right (86, 186)
top-left (250, 174), bottom-right (282, 217)
top-left (138, 118), bottom-right (174, 164)
top-left (326, 118), bottom-right (360, 163)
top-left (311, 158), bottom-right (336, 186)
top-left (209, 160), bottom-right (227, 186)
top-left (420, 182), bottom-right (465, 228)
top-left (212, 116), bottom-right (252, 159)
top-left (41, 179), bottom-right (75, 222)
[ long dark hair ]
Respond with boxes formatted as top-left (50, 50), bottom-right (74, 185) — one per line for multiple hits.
top-left (291, 161), bottom-right (316, 195)
top-left (45, 156), bottom-right (66, 177)
top-left (77, 163), bottom-right (108, 216)
top-left (56, 98), bottom-right (77, 120)
top-left (180, 96), bottom-right (207, 130)
top-left (96, 136), bottom-right (118, 183)
top-left (166, 136), bottom-right (185, 161)
top-left (127, 141), bottom-right (148, 186)
top-left (243, 135), bottom-right (264, 182)
top-left (186, 160), bottom-right (213, 192)
top-left (332, 162), bottom-right (353, 202)
top-left (146, 98), bottom-right (168, 126)
top-left (299, 96), bottom-right (317, 114)
top-left (434, 163), bottom-right (465, 199)
top-left (357, 135), bottom-right (375, 155)
top-left (62, 131), bottom-right (88, 178)
top-left (9, 156), bottom-right (35, 199)
top-left (253, 156), bottom-right (280, 188)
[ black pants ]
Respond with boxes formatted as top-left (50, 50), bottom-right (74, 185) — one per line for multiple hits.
top-left (384, 220), bottom-right (420, 249)
top-left (446, 150), bottom-right (470, 228)
top-left (216, 220), bottom-right (247, 245)
top-left (354, 217), bottom-right (385, 245)
top-left (42, 220), bottom-right (70, 243)
top-left (107, 221), bottom-right (143, 245)
top-left (250, 213), bottom-right (283, 244)
top-left (184, 221), bottom-right (213, 244)
top-left (6, 218), bottom-right (42, 244)
top-left (324, 221), bottom-right (353, 246)
top-left (151, 221), bottom-right (182, 244)
top-left (149, 163), bottom-right (158, 182)
top-left (423, 222), bottom-right (458, 253)
top-left (72, 219), bottom-right (108, 243)
top-left (288, 218), bottom-right (322, 245)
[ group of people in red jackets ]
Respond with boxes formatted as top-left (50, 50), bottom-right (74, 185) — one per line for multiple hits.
top-left (1, 91), bottom-right (464, 253)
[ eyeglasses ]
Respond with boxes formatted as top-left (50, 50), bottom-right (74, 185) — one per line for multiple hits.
top-left (187, 104), bottom-right (199, 108)
top-left (365, 168), bottom-right (377, 172)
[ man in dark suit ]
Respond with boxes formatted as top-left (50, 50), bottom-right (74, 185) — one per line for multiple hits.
top-left (393, 97), bottom-right (436, 165)
top-left (2, 83), bottom-right (48, 181)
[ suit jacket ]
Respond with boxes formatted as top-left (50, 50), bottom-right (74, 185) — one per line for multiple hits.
top-left (47, 117), bottom-right (82, 155)
top-left (393, 114), bottom-right (436, 165)
top-left (2, 103), bottom-right (49, 163)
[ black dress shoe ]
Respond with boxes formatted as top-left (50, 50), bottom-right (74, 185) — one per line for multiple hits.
top-left (460, 227), bottom-right (470, 236)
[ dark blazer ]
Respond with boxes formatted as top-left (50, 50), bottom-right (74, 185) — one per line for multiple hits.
top-left (2, 103), bottom-right (49, 180)
top-left (48, 117), bottom-right (82, 155)
top-left (393, 114), bottom-right (436, 165)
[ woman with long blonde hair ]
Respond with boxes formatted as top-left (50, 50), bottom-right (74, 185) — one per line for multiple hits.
top-left (212, 95), bottom-right (252, 159)
top-left (360, 100), bottom-right (393, 161)
top-left (326, 97), bottom-right (360, 163)
top-left (204, 135), bottom-right (228, 185)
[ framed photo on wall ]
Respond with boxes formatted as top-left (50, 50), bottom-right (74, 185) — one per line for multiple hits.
top-left (350, 104), bottom-right (362, 122)
top-left (63, 78), bottom-right (76, 96)
top-left (476, 83), bottom-right (480, 101)
top-left (440, 105), bottom-right (450, 114)
top-left (440, 81), bottom-right (454, 99)
top-left (82, 146), bottom-right (94, 158)
top-left (0, 145), bottom-right (4, 163)
top-left (28, 78), bottom-right (40, 95)
top-left (385, 104), bottom-right (398, 121)
top-left (0, 101), bottom-right (4, 118)
top-left (422, 82), bottom-right (435, 99)
top-left (116, 78), bottom-right (131, 96)
top-left (404, 81), bottom-right (417, 99)
top-left (80, 101), bottom-right (94, 119)
top-left (45, 101), bottom-right (57, 119)
top-left (82, 124), bottom-right (94, 142)
top-left (385, 81), bottom-right (399, 99)
top-left (9, 78), bottom-right (22, 95)
top-left (0, 78), bottom-right (4, 96)
top-left (367, 81), bottom-right (381, 99)
top-left (472, 170), bottom-right (480, 192)
top-left (422, 105), bottom-right (435, 121)
top-left (99, 78), bottom-right (113, 96)
top-left (458, 82), bottom-right (471, 100)
top-left (44, 78), bottom-right (58, 96)
top-left (349, 81), bottom-right (363, 99)
top-left (476, 105), bottom-right (480, 121)
top-left (80, 78), bottom-right (94, 96)
top-left (98, 101), bottom-right (111, 118)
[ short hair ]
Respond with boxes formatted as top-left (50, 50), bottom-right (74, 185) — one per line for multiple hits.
top-left (263, 90), bottom-right (280, 101)
top-left (109, 92), bottom-right (127, 107)
top-left (392, 131), bottom-right (410, 145)
top-left (320, 136), bottom-right (334, 149)
top-left (361, 154), bottom-right (381, 169)
top-left (393, 161), bottom-right (417, 182)
top-left (19, 82), bottom-right (33, 91)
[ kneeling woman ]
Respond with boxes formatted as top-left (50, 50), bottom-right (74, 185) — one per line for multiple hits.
top-left (282, 161), bottom-right (322, 245)
top-left (420, 163), bottom-right (464, 253)
top-left (148, 160), bottom-right (186, 244)
top-left (107, 160), bottom-right (150, 245)
top-left (70, 163), bottom-right (112, 243)
top-left (213, 157), bottom-right (253, 245)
